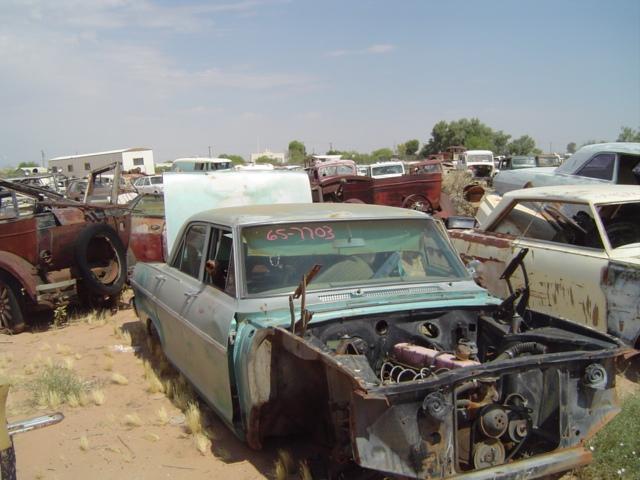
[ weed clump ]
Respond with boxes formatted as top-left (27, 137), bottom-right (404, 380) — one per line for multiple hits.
top-left (28, 364), bottom-right (88, 408)
top-left (579, 394), bottom-right (640, 479)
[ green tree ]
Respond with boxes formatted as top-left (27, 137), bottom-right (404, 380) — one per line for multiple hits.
top-left (617, 126), bottom-right (640, 142)
top-left (254, 156), bottom-right (274, 164)
top-left (492, 131), bottom-right (511, 156)
top-left (566, 142), bottom-right (577, 154)
top-left (419, 118), bottom-right (511, 156)
top-left (371, 148), bottom-right (394, 162)
top-left (507, 135), bottom-right (537, 155)
top-left (403, 139), bottom-right (420, 157)
top-left (288, 140), bottom-right (306, 164)
top-left (17, 161), bottom-right (39, 168)
top-left (219, 154), bottom-right (245, 165)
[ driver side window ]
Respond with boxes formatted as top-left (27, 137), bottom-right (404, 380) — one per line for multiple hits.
top-left (172, 224), bottom-right (207, 278)
top-left (577, 153), bottom-right (615, 181)
top-left (204, 228), bottom-right (235, 296)
top-left (492, 201), bottom-right (603, 249)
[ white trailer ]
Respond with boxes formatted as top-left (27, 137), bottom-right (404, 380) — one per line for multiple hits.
top-left (49, 147), bottom-right (155, 176)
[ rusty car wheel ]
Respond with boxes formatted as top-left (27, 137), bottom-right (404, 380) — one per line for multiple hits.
top-left (402, 194), bottom-right (433, 213)
top-left (0, 277), bottom-right (25, 334)
top-left (74, 224), bottom-right (127, 297)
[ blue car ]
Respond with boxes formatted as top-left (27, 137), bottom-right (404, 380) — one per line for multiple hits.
top-left (132, 202), bottom-right (624, 479)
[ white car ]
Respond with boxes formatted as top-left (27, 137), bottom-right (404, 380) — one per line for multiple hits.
top-left (449, 185), bottom-right (640, 346)
top-left (133, 175), bottom-right (164, 194)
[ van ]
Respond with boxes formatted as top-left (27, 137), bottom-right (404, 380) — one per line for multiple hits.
top-left (171, 157), bottom-right (233, 172)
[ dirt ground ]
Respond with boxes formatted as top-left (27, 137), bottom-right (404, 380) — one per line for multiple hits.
top-left (2, 308), bottom-right (638, 480)
top-left (2, 309), bottom-right (282, 480)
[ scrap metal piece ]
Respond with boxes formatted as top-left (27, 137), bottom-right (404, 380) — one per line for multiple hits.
top-left (7, 413), bottom-right (64, 436)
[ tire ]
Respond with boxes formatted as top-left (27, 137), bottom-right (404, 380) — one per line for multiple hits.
top-left (0, 275), bottom-right (25, 334)
top-left (402, 195), bottom-right (433, 213)
top-left (73, 223), bottom-right (127, 297)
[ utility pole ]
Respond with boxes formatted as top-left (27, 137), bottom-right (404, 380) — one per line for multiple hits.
top-left (329, 142), bottom-right (333, 153)
top-left (41, 150), bottom-right (45, 167)
top-left (208, 146), bottom-right (212, 158)
top-left (549, 142), bottom-right (552, 154)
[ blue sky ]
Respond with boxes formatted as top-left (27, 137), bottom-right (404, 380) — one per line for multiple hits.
top-left (1, 0), bottom-right (638, 165)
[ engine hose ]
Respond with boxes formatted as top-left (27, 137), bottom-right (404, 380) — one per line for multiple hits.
top-left (495, 342), bottom-right (546, 361)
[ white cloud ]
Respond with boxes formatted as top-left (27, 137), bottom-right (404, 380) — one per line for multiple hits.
top-left (1, 0), bottom-right (282, 33)
top-left (325, 43), bottom-right (395, 57)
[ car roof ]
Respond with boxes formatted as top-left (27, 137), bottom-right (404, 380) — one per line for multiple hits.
top-left (557, 142), bottom-right (640, 174)
top-left (502, 184), bottom-right (640, 205)
top-left (186, 203), bottom-right (429, 227)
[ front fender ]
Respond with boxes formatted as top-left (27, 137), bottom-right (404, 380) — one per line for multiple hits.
top-left (0, 251), bottom-right (40, 301)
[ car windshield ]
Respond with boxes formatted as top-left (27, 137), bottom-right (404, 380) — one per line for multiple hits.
top-left (512, 157), bottom-right (536, 168)
top-left (241, 218), bottom-right (468, 295)
top-left (319, 164), bottom-right (356, 176)
top-left (150, 176), bottom-right (163, 184)
top-left (467, 154), bottom-right (493, 163)
top-left (537, 156), bottom-right (561, 167)
top-left (371, 164), bottom-right (403, 176)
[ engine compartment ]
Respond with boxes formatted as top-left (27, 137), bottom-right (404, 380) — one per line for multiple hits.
top-left (295, 307), bottom-right (618, 473)
top-left (304, 307), bottom-right (612, 385)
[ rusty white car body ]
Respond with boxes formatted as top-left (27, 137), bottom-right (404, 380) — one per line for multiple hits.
top-left (450, 185), bottom-right (640, 347)
top-left (131, 200), bottom-right (625, 479)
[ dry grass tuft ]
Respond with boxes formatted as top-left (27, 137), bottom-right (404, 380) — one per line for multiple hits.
top-left (144, 433), bottom-right (160, 442)
top-left (63, 357), bottom-right (74, 370)
top-left (299, 460), bottom-right (313, 480)
top-left (193, 432), bottom-right (211, 455)
top-left (67, 393), bottom-right (80, 408)
top-left (91, 389), bottom-right (106, 406)
top-left (142, 361), bottom-right (164, 393)
top-left (277, 449), bottom-right (296, 476)
top-left (23, 363), bottom-right (37, 376)
top-left (46, 390), bottom-right (62, 409)
top-left (156, 406), bottom-right (169, 426)
top-left (123, 413), bottom-right (143, 427)
top-left (111, 372), bottom-right (129, 385)
top-left (79, 436), bottom-right (90, 451)
top-left (74, 353), bottom-right (82, 360)
top-left (120, 329), bottom-right (132, 346)
top-left (103, 357), bottom-right (114, 372)
top-left (274, 458), bottom-right (287, 480)
top-left (185, 402), bottom-right (203, 434)
top-left (55, 343), bottom-right (73, 356)
top-left (78, 391), bottom-right (89, 407)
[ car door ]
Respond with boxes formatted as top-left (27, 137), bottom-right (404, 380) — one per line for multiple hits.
top-left (128, 194), bottom-right (165, 267)
top-left (152, 223), bottom-right (209, 373)
top-left (177, 226), bottom-right (237, 421)
top-left (466, 199), bottom-right (609, 332)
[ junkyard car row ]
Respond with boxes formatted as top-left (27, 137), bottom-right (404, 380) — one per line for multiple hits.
top-left (2, 145), bottom-right (639, 479)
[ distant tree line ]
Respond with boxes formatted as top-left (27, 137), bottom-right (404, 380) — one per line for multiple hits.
top-left (282, 123), bottom-right (639, 165)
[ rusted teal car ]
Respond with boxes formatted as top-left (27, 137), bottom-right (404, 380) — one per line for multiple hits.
top-left (131, 203), bottom-right (625, 479)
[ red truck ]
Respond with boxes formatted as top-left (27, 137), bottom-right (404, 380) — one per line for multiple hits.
top-left (307, 158), bottom-right (453, 216)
